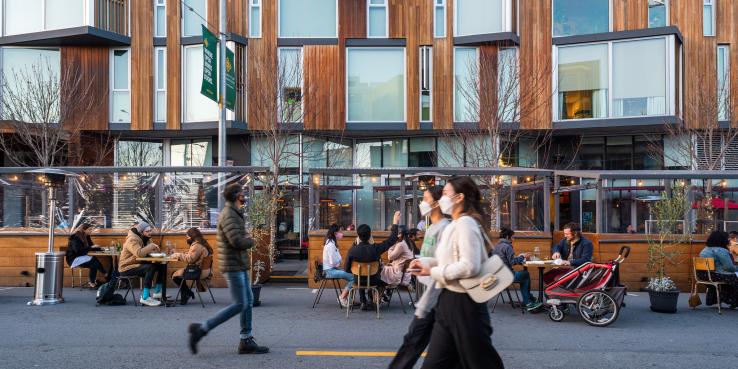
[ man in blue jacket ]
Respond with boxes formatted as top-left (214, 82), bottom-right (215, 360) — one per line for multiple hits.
top-left (544, 222), bottom-right (594, 284)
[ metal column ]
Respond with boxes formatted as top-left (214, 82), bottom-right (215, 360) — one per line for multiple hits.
top-left (595, 179), bottom-right (603, 234)
top-left (510, 181), bottom-right (517, 231)
top-left (399, 174), bottom-right (406, 226)
top-left (553, 175), bottom-right (560, 231)
top-left (543, 176), bottom-right (551, 233)
top-left (411, 179), bottom-right (418, 228)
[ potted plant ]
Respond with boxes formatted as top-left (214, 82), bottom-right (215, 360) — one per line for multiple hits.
top-left (245, 190), bottom-right (275, 306)
top-left (646, 184), bottom-right (690, 313)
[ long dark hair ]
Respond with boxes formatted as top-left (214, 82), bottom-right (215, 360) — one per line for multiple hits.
top-left (325, 224), bottom-right (340, 245)
top-left (186, 227), bottom-right (213, 254)
top-left (706, 230), bottom-right (729, 249)
top-left (427, 185), bottom-right (443, 202)
top-left (72, 223), bottom-right (93, 247)
top-left (447, 176), bottom-right (491, 249)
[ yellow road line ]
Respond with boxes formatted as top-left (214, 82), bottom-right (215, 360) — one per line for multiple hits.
top-left (296, 351), bottom-right (426, 357)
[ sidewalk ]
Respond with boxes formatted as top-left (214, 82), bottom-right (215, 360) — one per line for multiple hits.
top-left (1, 285), bottom-right (736, 369)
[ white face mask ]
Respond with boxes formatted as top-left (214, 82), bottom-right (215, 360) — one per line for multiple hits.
top-left (418, 201), bottom-right (433, 217)
top-left (439, 195), bottom-right (456, 215)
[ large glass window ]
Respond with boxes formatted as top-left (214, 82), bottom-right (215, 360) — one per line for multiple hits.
top-left (613, 38), bottom-right (666, 117)
top-left (0, 47), bottom-right (60, 123)
top-left (279, 0), bottom-right (337, 38)
top-left (434, 0), bottom-right (446, 38)
top-left (278, 48), bottom-right (303, 123)
top-left (183, 45), bottom-right (218, 122)
top-left (155, 47), bottom-right (167, 122)
top-left (116, 140), bottom-right (163, 167)
top-left (111, 48), bottom-right (131, 123)
top-left (454, 47), bottom-right (478, 122)
top-left (347, 48), bottom-right (405, 122)
top-left (455, 0), bottom-right (505, 36)
top-left (171, 139), bottom-right (213, 166)
top-left (703, 0), bottom-right (715, 36)
top-left (155, 0), bottom-right (166, 37)
top-left (718, 45), bottom-right (730, 121)
top-left (183, 0), bottom-right (207, 37)
top-left (3, 0), bottom-right (85, 36)
top-left (368, 0), bottom-right (388, 38)
top-left (409, 138), bottom-right (436, 167)
top-left (250, 0), bottom-right (262, 37)
top-left (437, 137), bottom-right (464, 167)
top-left (382, 139), bottom-right (408, 167)
top-left (355, 141), bottom-right (383, 167)
top-left (420, 46), bottom-right (432, 122)
top-left (558, 44), bottom-right (609, 120)
top-left (553, 0), bottom-right (610, 37)
top-left (498, 47), bottom-right (519, 122)
top-left (648, 0), bottom-right (668, 28)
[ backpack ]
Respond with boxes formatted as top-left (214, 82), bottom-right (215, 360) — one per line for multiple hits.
top-left (96, 277), bottom-right (126, 306)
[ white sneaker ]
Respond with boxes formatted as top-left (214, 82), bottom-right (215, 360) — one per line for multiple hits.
top-left (338, 296), bottom-right (349, 308)
top-left (152, 291), bottom-right (162, 299)
top-left (140, 297), bottom-right (162, 307)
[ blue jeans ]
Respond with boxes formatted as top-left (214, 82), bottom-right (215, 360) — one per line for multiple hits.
top-left (203, 271), bottom-right (253, 339)
top-left (515, 270), bottom-right (532, 305)
top-left (324, 268), bottom-right (354, 292)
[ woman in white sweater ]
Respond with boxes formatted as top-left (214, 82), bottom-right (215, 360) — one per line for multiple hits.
top-left (409, 176), bottom-right (504, 369)
top-left (322, 224), bottom-right (354, 307)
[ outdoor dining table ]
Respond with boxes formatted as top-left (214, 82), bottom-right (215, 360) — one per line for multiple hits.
top-left (88, 249), bottom-right (121, 272)
top-left (524, 260), bottom-right (567, 304)
top-left (136, 255), bottom-right (179, 306)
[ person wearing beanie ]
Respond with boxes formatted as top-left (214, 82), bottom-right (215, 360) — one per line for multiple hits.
top-left (119, 222), bottom-right (165, 306)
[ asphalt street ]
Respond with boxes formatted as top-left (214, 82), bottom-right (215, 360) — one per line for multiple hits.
top-left (1, 285), bottom-right (737, 369)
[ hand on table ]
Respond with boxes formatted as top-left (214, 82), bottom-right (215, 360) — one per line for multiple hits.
top-left (521, 252), bottom-right (532, 260)
top-left (560, 260), bottom-right (571, 266)
top-left (551, 252), bottom-right (561, 260)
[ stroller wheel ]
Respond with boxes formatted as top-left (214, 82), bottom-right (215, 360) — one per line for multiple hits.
top-left (578, 291), bottom-right (619, 327)
top-left (548, 306), bottom-right (565, 322)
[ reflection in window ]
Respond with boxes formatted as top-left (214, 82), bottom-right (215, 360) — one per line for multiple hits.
top-left (355, 141), bottom-right (383, 168)
top-left (553, 0), bottom-right (609, 37)
top-left (382, 139), bottom-right (408, 167)
top-left (155, 0), bottom-right (167, 37)
top-left (437, 137), bottom-right (464, 167)
top-left (347, 48), bottom-right (405, 122)
top-left (111, 49), bottom-right (131, 123)
top-left (3, 0), bottom-right (85, 36)
top-left (613, 38), bottom-right (666, 117)
top-left (703, 0), bottom-right (715, 36)
top-left (558, 44), bottom-right (608, 120)
top-left (434, 0), bottom-right (446, 38)
top-left (171, 139), bottom-right (213, 166)
top-left (0, 47), bottom-right (60, 123)
top-left (648, 0), bottom-right (667, 28)
top-left (368, 0), bottom-right (388, 38)
top-left (718, 45), bottom-right (730, 121)
top-left (455, 0), bottom-right (505, 36)
top-left (498, 47), bottom-right (519, 122)
top-left (250, 0), bottom-right (262, 37)
top-left (250, 136), bottom-right (300, 168)
top-left (454, 47), bottom-right (478, 122)
top-left (182, 0), bottom-right (207, 36)
top-left (409, 138), bottom-right (436, 167)
top-left (116, 140), bottom-right (163, 167)
top-left (279, 0), bottom-right (337, 37)
top-left (155, 47), bottom-right (166, 122)
top-left (278, 48), bottom-right (303, 123)
top-left (184, 45), bottom-right (218, 122)
top-left (420, 46), bottom-right (433, 122)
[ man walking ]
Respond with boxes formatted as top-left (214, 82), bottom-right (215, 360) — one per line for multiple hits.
top-left (188, 183), bottom-right (269, 355)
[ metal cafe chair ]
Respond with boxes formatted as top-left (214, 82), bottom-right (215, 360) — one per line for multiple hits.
top-left (692, 257), bottom-right (728, 314)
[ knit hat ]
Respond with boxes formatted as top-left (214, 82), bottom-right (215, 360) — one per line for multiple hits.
top-left (135, 221), bottom-right (152, 233)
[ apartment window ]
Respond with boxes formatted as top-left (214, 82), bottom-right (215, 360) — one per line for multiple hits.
top-left (613, 38), bottom-right (667, 117)
top-left (558, 44), bottom-right (609, 120)
top-left (183, 45), bottom-right (218, 122)
top-left (454, 47), bottom-right (478, 122)
top-left (368, 0), bottom-right (388, 38)
top-left (420, 46), bottom-right (432, 122)
top-left (278, 48), bottom-right (303, 123)
top-left (347, 48), bottom-right (405, 122)
top-left (279, 0), bottom-right (337, 38)
top-left (110, 48), bottom-right (131, 123)
top-left (648, 0), bottom-right (668, 28)
top-left (116, 140), bottom-right (163, 167)
top-left (718, 45), bottom-right (730, 121)
top-left (455, 0), bottom-right (506, 36)
top-left (553, 0), bottom-right (610, 37)
top-left (155, 47), bottom-right (167, 122)
top-left (703, 0), bottom-right (715, 36)
top-left (182, 0), bottom-right (207, 37)
top-left (155, 0), bottom-right (166, 37)
top-left (0, 47), bottom-right (60, 122)
top-left (2, 0), bottom-right (85, 36)
top-left (434, 0), bottom-right (446, 38)
top-left (250, 0), bottom-right (262, 37)
top-left (171, 139), bottom-right (213, 166)
top-left (498, 47), bottom-right (519, 122)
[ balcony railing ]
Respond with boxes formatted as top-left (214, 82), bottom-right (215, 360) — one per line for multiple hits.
top-left (95, 0), bottom-right (129, 36)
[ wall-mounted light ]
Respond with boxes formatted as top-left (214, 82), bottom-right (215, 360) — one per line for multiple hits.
top-left (637, 180), bottom-right (644, 187)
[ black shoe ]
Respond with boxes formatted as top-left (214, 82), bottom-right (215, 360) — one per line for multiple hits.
top-left (361, 302), bottom-right (376, 311)
top-left (188, 323), bottom-right (207, 355)
top-left (180, 293), bottom-right (190, 305)
top-left (238, 337), bottom-right (269, 354)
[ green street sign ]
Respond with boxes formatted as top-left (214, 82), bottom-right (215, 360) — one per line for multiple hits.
top-left (225, 47), bottom-right (236, 111)
top-left (201, 25), bottom-right (218, 104)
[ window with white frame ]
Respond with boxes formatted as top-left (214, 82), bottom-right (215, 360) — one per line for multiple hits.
top-left (278, 47), bottom-right (303, 123)
top-left (183, 45), bottom-right (218, 122)
top-left (368, 0), bottom-right (388, 38)
top-left (718, 45), bottom-right (730, 121)
top-left (182, 0), bottom-right (207, 37)
top-left (557, 43), bottom-right (608, 119)
top-left (455, 0), bottom-right (508, 36)
top-left (704, 0), bottom-right (715, 36)
top-left (155, 47), bottom-right (167, 122)
top-left (553, 0), bottom-right (610, 37)
top-left (420, 46), bottom-right (433, 122)
top-left (648, 0), bottom-right (668, 28)
top-left (2, 0), bottom-right (85, 36)
top-left (454, 47), bottom-right (478, 122)
top-left (250, 0), bottom-right (262, 37)
top-left (155, 0), bottom-right (166, 37)
top-left (434, 0), bottom-right (446, 38)
top-left (498, 47), bottom-right (519, 122)
top-left (279, 0), bottom-right (337, 38)
top-left (347, 48), bottom-right (405, 122)
top-left (110, 48), bottom-right (131, 123)
top-left (171, 138), bottom-right (213, 166)
top-left (0, 47), bottom-right (60, 123)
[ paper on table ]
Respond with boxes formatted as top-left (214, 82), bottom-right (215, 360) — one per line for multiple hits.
top-left (70, 255), bottom-right (92, 268)
top-left (553, 258), bottom-right (564, 265)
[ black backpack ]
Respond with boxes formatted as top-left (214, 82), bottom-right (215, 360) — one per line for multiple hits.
top-left (96, 277), bottom-right (126, 306)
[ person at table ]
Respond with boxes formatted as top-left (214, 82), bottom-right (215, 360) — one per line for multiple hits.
top-left (65, 222), bottom-right (109, 288)
top-left (171, 227), bottom-right (213, 305)
top-left (380, 227), bottom-right (414, 301)
top-left (119, 221), bottom-right (165, 307)
top-left (729, 231), bottom-right (738, 263)
top-left (344, 211), bottom-right (401, 310)
top-left (492, 227), bottom-right (541, 311)
top-left (322, 223), bottom-right (354, 307)
top-left (544, 222), bottom-right (594, 284)
top-left (699, 230), bottom-right (738, 308)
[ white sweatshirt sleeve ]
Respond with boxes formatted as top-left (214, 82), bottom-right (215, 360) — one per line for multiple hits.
top-left (430, 216), bottom-right (483, 284)
top-left (322, 240), bottom-right (341, 269)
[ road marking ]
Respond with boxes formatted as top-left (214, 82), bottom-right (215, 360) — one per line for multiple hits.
top-left (285, 287), bottom-right (309, 290)
top-left (0, 287), bottom-right (15, 291)
top-left (296, 351), bottom-right (426, 357)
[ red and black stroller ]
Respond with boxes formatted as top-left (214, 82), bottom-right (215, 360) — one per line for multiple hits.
top-left (545, 246), bottom-right (630, 327)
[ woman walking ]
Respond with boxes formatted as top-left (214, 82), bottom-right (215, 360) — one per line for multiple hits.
top-left (409, 177), bottom-right (504, 369)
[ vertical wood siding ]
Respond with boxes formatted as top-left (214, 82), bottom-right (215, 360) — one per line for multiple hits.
top-left (433, 0), bottom-right (454, 130)
top-left (519, 0), bottom-right (552, 129)
top-left (61, 47), bottom-right (109, 131)
top-left (613, 0), bottom-right (648, 32)
top-left (247, 0), bottom-right (277, 130)
top-left (131, 0), bottom-right (154, 130)
top-left (166, 0), bottom-right (182, 130)
top-left (304, 45), bottom-right (341, 130)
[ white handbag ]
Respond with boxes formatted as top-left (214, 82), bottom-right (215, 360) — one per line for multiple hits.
top-left (452, 225), bottom-right (514, 303)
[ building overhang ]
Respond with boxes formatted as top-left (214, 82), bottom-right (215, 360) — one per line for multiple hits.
top-left (552, 115), bottom-right (682, 135)
top-left (553, 26), bottom-right (683, 46)
top-left (0, 26), bottom-right (130, 47)
top-left (454, 32), bottom-right (520, 46)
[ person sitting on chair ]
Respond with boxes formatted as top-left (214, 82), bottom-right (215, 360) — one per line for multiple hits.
top-left (322, 224), bottom-right (354, 307)
top-left (728, 231), bottom-right (738, 263)
top-left (699, 230), bottom-right (738, 308)
top-left (406, 228), bottom-right (421, 255)
top-left (65, 222), bottom-right (109, 288)
top-left (492, 227), bottom-right (541, 311)
top-left (543, 222), bottom-right (593, 285)
top-left (380, 227), bottom-right (414, 302)
top-left (172, 227), bottom-right (213, 305)
top-left (119, 222), bottom-right (165, 307)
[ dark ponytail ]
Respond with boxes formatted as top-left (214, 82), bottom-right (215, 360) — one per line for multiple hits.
top-left (447, 176), bottom-right (492, 251)
top-left (325, 224), bottom-right (340, 245)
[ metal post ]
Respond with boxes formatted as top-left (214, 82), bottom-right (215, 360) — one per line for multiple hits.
top-left (510, 181), bottom-right (517, 231)
top-left (595, 179), bottom-right (603, 234)
top-left (399, 174), bottom-right (406, 226)
top-left (543, 176), bottom-right (551, 233)
top-left (47, 187), bottom-right (56, 253)
top-left (411, 179), bottom-right (418, 228)
top-left (553, 175), bottom-right (560, 231)
top-left (308, 173), bottom-right (315, 231)
top-left (67, 179), bottom-right (75, 229)
top-left (217, 0), bottom-right (227, 210)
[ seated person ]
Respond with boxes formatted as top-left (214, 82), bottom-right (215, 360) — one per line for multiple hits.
top-left (322, 224), bottom-right (354, 307)
top-left (406, 228), bottom-right (420, 255)
top-left (729, 231), bottom-right (738, 263)
top-left (492, 227), bottom-right (541, 311)
top-left (380, 228), bottom-right (414, 299)
top-left (699, 230), bottom-right (738, 308)
top-left (344, 211), bottom-right (401, 309)
top-left (65, 222), bottom-right (109, 288)
top-left (543, 222), bottom-right (593, 285)
top-left (119, 222), bottom-right (166, 307)
top-left (171, 227), bottom-right (213, 305)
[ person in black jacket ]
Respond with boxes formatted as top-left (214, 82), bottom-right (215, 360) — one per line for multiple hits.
top-left (344, 211), bottom-right (401, 309)
top-left (544, 222), bottom-right (594, 284)
top-left (65, 223), bottom-right (108, 288)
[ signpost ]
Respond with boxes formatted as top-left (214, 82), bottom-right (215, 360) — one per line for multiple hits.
top-left (201, 25), bottom-right (218, 104)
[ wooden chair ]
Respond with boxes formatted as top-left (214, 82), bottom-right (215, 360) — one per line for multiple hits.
top-left (174, 255), bottom-right (216, 308)
top-left (312, 260), bottom-right (343, 309)
top-left (692, 257), bottom-right (728, 314)
top-left (347, 261), bottom-right (381, 319)
top-left (382, 259), bottom-right (415, 314)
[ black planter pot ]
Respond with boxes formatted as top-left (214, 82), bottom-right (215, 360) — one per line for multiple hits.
top-left (648, 289), bottom-right (680, 313)
top-left (252, 284), bottom-right (262, 307)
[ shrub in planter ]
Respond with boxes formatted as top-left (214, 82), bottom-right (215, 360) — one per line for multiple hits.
top-left (646, 277), bottom-right (679, 313)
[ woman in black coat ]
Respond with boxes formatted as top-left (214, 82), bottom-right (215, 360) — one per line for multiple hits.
top-left (65, 223), bottom-right (108, 288)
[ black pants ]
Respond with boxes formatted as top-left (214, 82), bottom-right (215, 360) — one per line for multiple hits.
top-left (172, 276), bottom-right (193, 296)
top-left (121, 264), bottom-right (166, 289)
top-left (388, 310), bottom-right (437, 369)
top-left (421, 290), bottom-right (504, 369)
top-left (80, 257), bottom-right (108, 283)
top-left (697, 271), bottom-right (738, 306)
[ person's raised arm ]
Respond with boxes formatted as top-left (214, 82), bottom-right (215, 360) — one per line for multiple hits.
top-left (375, 211), bottom-right (402, 254)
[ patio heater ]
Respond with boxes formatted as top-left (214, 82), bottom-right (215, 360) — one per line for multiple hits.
top-left (27, 168), bottom-right (78, 306)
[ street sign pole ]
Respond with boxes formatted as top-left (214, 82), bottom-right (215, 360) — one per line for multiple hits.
top-left (217, 0), bottom-right (227, 210)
